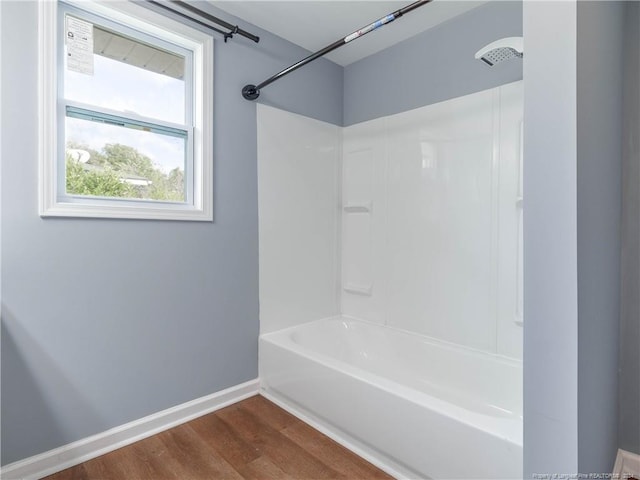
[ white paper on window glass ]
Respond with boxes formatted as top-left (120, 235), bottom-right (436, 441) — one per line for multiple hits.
top-left (66, 16), bottom-right (94, 75)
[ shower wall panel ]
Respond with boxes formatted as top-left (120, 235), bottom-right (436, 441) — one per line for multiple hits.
top-left (341, 81), bottom-right (523, 358)
top-left (257, 104), bottom-right (341, 333)
top-left (341, 120), bottom-right (387, 324)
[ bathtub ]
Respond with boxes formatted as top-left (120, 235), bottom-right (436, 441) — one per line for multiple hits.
top-left (259, 316), bottom-right (522, 479)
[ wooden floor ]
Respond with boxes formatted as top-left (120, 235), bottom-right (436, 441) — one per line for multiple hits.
top-left (44, 395), bottom-right (394, 480)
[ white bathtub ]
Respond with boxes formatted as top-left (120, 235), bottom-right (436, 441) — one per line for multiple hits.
top-left (259, 316), bottom-right (522, 479)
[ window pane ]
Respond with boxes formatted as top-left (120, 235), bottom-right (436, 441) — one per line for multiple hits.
top-left (65, 115), bottom-right (186, 202)
top-left (64, 19), bottom-right (186, 124)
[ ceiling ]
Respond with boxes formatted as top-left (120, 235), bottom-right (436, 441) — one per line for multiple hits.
top-left (212, 1), bottom-right (487, 66)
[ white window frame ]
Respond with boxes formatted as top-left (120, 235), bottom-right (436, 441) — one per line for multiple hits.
top-left (39, 0), bottom-right (213, 221)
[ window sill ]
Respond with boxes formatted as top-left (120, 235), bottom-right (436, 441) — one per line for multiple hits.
top-left (40, 200), bottom-right (213, 222)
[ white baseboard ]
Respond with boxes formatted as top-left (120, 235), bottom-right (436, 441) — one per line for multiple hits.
top-left (614, 449), bottom-right (640, 479)
top-left (1, 379), bottom-right (260, 480)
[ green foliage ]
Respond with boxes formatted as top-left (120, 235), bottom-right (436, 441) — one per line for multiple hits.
top-left (102, 144), bottom-right (156, 179)
top-left (66, 158), bottom-right (134, 198)
top-left (65, 142), bottom-right (184, 202)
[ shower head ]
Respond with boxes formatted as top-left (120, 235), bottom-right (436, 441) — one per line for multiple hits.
top-left (475, 37), bottom-right (523, 66)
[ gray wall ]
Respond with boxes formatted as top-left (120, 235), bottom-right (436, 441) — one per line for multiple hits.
top-left (523, 2), bottom-right (579, 476)
top-left (576, 1), bottom-right (625, 472)
top-left (0, 0), bottom-right (342, 466)
top-left (620, 1), bottom-right (640, 457)
top-left (343, 1), bottom-right (523, 126)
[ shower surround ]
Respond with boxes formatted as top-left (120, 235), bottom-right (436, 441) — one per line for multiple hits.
top-left (257, 81), bottom-right (523, 478)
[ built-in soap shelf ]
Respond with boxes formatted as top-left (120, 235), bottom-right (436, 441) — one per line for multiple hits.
top-left (343, 202), bottom-right (372, 213)
top-left (343, 283), bottom-right (373, 296)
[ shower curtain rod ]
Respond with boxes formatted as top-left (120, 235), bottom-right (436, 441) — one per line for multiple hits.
top-left (242, 0), bottom-right (432, 101)
top-left (148, 0), bottom-right (260, 44)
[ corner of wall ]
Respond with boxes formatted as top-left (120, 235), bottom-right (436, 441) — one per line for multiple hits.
top-left (576, 0), bottom-right (625, 473)
top-left (619, 0), bottom-right (640, 457)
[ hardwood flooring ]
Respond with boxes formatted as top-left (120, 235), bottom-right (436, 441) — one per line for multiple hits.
top-left (44, 395), bottom-right (394, 480)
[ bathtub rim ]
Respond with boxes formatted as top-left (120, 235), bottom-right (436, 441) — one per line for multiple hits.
top-left (262, 313), bottom-right (523, 366)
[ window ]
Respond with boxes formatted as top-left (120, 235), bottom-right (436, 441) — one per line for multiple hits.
top-left (39, 0), bottom-right (213, 221)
